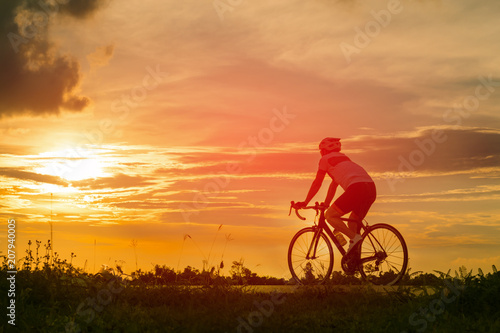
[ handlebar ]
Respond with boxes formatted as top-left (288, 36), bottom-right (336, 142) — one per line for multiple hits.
top-left (289, 201), bottom-right (328, 220)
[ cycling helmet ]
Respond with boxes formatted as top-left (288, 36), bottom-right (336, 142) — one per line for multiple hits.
top-left (319, 137), bottom-right (341, 152)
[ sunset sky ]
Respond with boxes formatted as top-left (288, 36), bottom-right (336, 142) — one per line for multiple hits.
top-left (1, 0), bottom-right (500, 278)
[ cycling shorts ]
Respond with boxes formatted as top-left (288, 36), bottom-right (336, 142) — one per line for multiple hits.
top-left (334, 181), bottom-right (376, 221)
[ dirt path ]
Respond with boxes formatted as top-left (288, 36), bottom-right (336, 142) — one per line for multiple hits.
top-left (242, 285), bottom-right (437, 296)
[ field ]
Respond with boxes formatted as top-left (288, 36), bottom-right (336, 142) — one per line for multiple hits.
top-left (2, 258), bottom-right (500, 333)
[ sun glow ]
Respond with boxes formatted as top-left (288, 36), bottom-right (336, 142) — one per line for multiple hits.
top-left (33, 147), bottom-right (110, 181)
top-left (24, 183), bottom-right (79, 194)
top-left (59, 158), bottom-right (107, 181)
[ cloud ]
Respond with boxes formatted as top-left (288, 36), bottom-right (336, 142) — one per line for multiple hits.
top-left (347, 127), bottom-right (500, 174)
top-left (0, 144), bottom-right (36, 155)
top-left (150, 127), bottom-right (500, 179)
top-left (0, 0), bottom-right (109, 118)
top-left (378, 185), bottom-right (500, 203)
top-left (0, 167), bottom-right (68, 186)
top-left (154, 150), bottom-right (317, 177)
top-left (87, 44), bottom-right (115, 70)
top-left (73, 173), bottom-right (155, 190)
top-left (59, 0), bottom-right (109, 19)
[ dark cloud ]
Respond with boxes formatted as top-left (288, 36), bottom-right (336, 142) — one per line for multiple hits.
top-left (59, 0), bottom-right (107, 19)
top-left (0, 0), bottom-right (108, 118)
top-left (73, 173), bottom-right (155, 190)
top-left (349, 127), bottom-right (500, 174)
top-left (0, 167), bottom-right (68, 185)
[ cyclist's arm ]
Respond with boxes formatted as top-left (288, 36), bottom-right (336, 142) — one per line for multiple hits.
top-left (304, 169), bottom-right (326, 205)
top-left (323, 180), bottom-right (338, 207)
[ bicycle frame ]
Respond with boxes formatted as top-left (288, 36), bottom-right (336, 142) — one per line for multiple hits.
top-left (291, 202), bottom-right (382, 264)
top-left (308, 208), bottom-right (359, 258)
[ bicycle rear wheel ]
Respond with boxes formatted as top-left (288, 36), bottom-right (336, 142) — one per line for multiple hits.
top-left (358, 223), bottom-right (408, 286)
top-left (288, 227), bottom-right (334, 285)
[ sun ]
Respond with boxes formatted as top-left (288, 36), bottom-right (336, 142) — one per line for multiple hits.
top-left (58, 158), bottom-right (107, 181)
top-left (34, 147), bottom-right (109, 182)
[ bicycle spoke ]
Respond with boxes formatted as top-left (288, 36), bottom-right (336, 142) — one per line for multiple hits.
top-left (384, 259), bottom-right (403, 269)
top-left (385, 236), bottom-right (399, 253)
top-left (288, 228), bottom-right (334, 284)
top-left (357, 224), bottom-right (408, 286)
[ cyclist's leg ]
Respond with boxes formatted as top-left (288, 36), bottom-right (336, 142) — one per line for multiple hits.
top-left (328, 184), bottom-right (362, 239)
top-left (326, 204), bottom-right (356, 239)
top-left (348, 211), bottom-right (361, 234)
top-left (349, 182), bottom-right (377, 234)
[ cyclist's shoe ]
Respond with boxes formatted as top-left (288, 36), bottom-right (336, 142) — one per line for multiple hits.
top-left (346, 234), bottom-right (362, 255)
top-left (342, 256), bottom-right (358, 275)
top-left (345, 262), bottom-right (357, 275)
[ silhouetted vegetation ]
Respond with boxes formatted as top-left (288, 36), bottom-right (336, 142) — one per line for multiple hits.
top-left (2, 241), bottom-right (499, 332)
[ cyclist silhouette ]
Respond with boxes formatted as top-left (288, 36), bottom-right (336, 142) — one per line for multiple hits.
top-left (294, 138), bottom-right (376, 255)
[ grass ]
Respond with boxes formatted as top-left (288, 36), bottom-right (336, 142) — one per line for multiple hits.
top-left (1, 245), bottom-right (500, 332)
top-left (2, 271), bottom-right (499, 332)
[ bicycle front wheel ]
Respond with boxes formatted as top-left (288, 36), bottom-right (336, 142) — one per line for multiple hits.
top-left (288, 227), bottom-right (334, 285)
top-left (358, 223), bottom-right (408, 286)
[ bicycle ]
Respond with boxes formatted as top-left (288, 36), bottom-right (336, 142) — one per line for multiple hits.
top-left (287, 201), bottom-right (408, 286)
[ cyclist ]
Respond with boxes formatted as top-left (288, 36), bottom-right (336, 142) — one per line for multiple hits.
top-left (294, 137), bottom-right (376, 255)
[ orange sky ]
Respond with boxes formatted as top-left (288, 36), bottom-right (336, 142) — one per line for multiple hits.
top-left (1, 0), bottom-right (500, 278)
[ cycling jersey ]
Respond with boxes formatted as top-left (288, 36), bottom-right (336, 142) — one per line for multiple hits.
top-left (318, 152), bottom-right (373, 190)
